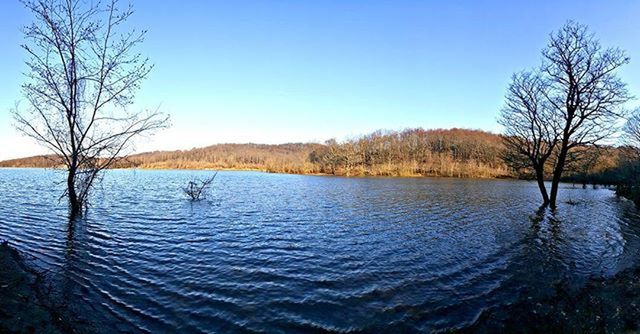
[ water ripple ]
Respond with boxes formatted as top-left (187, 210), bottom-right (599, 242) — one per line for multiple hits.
top-left (1, 169), bottom-right (640, 333)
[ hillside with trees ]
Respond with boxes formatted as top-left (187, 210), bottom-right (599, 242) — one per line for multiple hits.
top-left (1, 128), bottom-right (509, 178)
top-left (4, 126), bottom-right (636, 191)
top-left (308, 128), bottom-right (508, 177)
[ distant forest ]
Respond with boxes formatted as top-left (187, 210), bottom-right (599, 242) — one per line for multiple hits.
top-left (0, 127), bottom-right (630, 182)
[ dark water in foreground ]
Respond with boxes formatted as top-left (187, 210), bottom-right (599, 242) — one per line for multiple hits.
top-left (1, 168), bottom-right (639, 333)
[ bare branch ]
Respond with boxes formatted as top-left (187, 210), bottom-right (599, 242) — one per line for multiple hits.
top-left (183, 172), bottom-right (218, 201)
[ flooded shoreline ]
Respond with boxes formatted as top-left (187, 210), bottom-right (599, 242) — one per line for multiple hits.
top-left (0, 241), bottom-right (63, 333)
top-left (463, 265), bottom-right (640, 333)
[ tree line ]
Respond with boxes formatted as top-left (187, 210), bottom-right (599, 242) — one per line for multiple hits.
top-left (4, 123), bottom-right (639, 203)
top-left (120, 128), bottom-right (510, 178)
top-left (3, 126), bottom-right (630, 180)
top-left (308, 128), bottom-right (508, 177)
top-left (1, 128), bottom-right (508, 177)
top-left (566, 115), bottom-right (640, 205)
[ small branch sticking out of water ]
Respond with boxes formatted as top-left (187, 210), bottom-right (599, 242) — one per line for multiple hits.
top-left (183, 172), bottom-right (218, 201)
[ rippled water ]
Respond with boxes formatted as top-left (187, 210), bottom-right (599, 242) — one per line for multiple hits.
top-left (1, 168), bottom-right (639, 333)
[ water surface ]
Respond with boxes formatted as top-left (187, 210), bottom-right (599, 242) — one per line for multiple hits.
top-left (0, 168), bottom-right (639, 333)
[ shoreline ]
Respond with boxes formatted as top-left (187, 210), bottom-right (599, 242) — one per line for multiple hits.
top-left (0, 241), bottom-right (65, 333)
top-left (0, 166), bottom-right (626, 185)
top-left (460, 265), bottom-right (640, 333)
top-left (0, 165), bottom-right (518, 180)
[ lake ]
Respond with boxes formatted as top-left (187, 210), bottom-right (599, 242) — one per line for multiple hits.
top-left (1, 168), bottom-right (639, 333)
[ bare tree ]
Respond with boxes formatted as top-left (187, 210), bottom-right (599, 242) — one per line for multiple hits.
top-left (499, 72), bottom-right (561, 205)
top-left (624, 109), bottom-right (640, 152)
top-left (13, 0), bottom-right (169, 216)
top-left (617, 110), bottom-right (640, 204)
top-left (500, 21), bottom-right (631, 209)
top-left (183, 172), bottom-right (218, 201)
top-left (543, 22), bottom-right (631, 208)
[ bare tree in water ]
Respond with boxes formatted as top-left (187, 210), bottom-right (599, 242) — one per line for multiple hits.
top-left (500, 21), bottom-right (631, 209)
top-left (14, 0), bottom-right (169, 216)
top-left (500, 72), bottom-right (561, 205)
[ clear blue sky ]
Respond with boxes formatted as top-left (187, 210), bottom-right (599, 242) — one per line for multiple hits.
top-left (1, 0), bottom-right (639, 160)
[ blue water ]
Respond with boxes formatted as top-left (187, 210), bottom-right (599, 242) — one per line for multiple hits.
top-left (0, 168), bottom-right (639, 333)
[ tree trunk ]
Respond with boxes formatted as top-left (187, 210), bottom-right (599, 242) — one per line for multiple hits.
top-left (549, 144), bottom-right (569, 209)
top-left (535, 166), bottom-right (550, 206)
top-left (67, 168), bottom-right (81, 216)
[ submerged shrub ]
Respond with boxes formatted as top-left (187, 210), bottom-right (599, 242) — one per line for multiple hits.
top-left (183, 172), bottom-right (217, 201)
